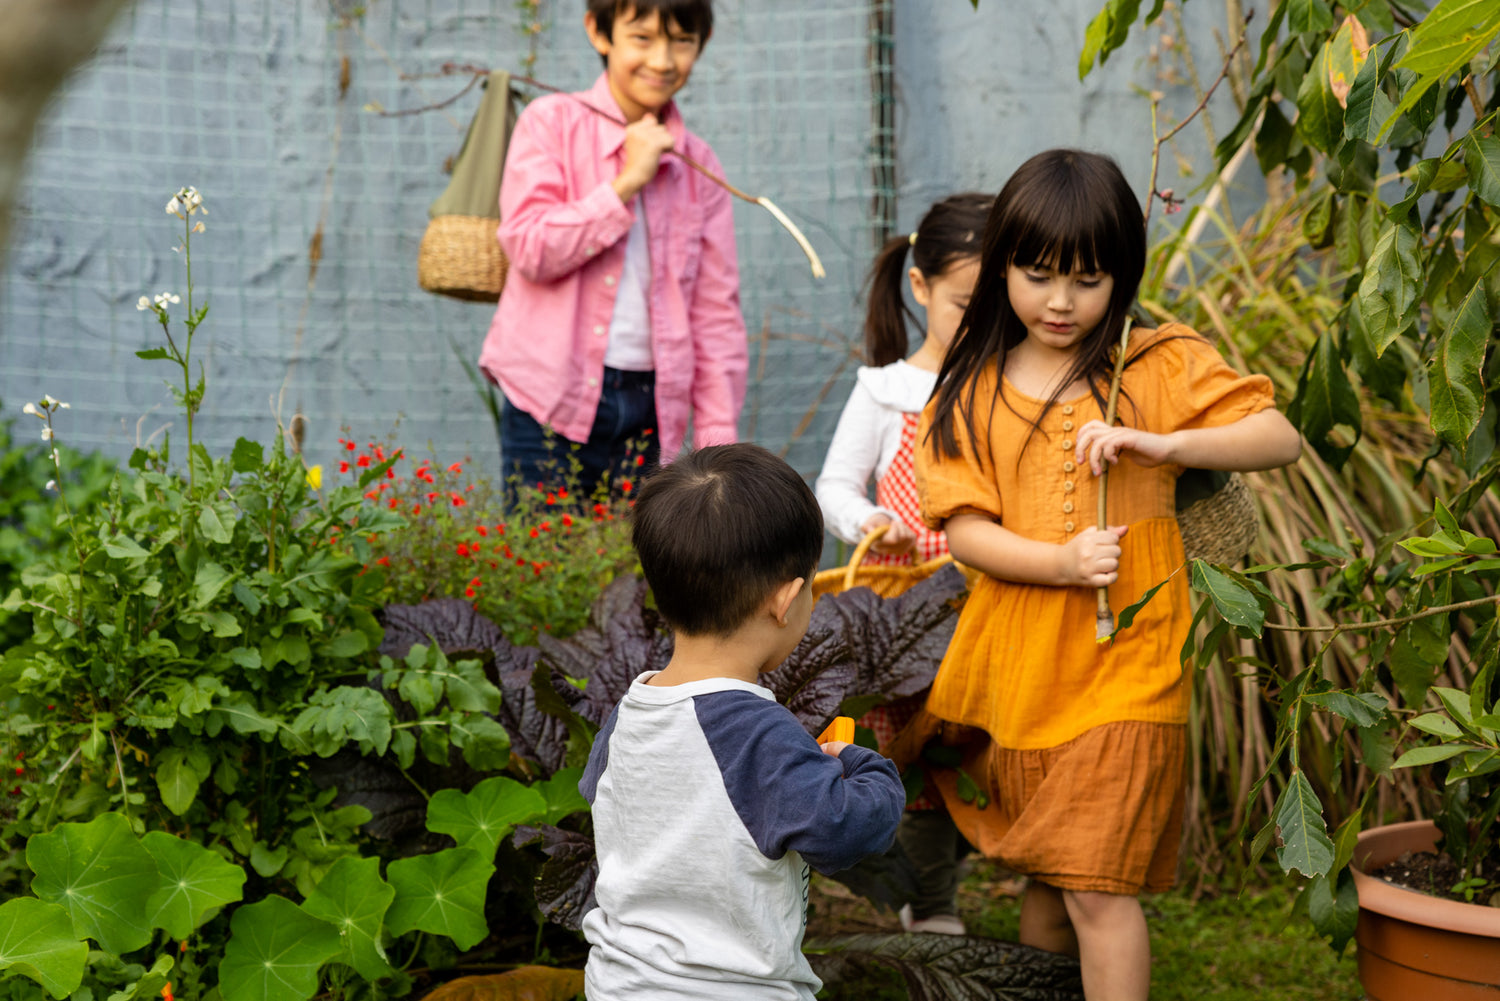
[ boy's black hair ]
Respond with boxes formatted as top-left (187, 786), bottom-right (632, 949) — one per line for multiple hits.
top-left (631, 444), bottom-right (822, 637)
top-left (588, 0), bottom-right (714, 55)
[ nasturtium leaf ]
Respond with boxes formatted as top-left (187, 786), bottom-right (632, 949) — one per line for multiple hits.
top-left (155, 748), bottom-right (205, 816)
top-left (27, 813), bottom-right (160, 954)
top-left (1273, 770), bottom-right (1334, 877)
top-left (141, 831), bottom-right (247, 939)
top-left (250, 842), bottom-right (289, 878)
top-left (0, 898), bottom-right (88, 999)
top-left (219, 896), bottom-right (342, 1001)
top-left (1304, 691), bottom-right (1389, 728)
top-left (1358, 220), bottom-right (1423, 355)
top-left (385, 848), bottom-right (495, 951)
top-left (300, 857), bottom-right (395, 982)
top-left (427, 777), bottom-right (548, 862)
top-left (1189, 562), bottom-right (1265, 635)
top-left (1429, 281), bottom-right (1489, 453)
top-left (533, 767), bottom-right (590, 825)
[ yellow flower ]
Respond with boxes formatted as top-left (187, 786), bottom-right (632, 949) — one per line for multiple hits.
top-left (305, 465), bottom-right (323, 490)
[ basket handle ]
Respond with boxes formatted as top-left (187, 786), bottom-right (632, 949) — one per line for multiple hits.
top-left (844, 524), bottom-right (891, 591)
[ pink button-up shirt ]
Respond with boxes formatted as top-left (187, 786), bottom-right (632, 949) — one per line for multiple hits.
top-left (478, 73), bottom-right (748, 463)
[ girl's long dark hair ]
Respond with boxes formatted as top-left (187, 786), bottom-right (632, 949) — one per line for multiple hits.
top-left (927, 150), bottom-right (1147, 460)
top-left (865, 192), bottom-right (992, 367)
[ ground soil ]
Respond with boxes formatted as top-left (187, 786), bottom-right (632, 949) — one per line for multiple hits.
top-left (1369, 849), bottom-right (1500, 907)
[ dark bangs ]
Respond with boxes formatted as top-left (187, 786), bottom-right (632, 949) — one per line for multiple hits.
top-left (589, 0), bottom-right (714, 41)
top-left (990, 149), bottom-right (1144, 296)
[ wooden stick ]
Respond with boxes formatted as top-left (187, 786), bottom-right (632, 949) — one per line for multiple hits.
top-left (437, 64), bottom-right (827, 279)
top-left (1096, 14), bottom-right (1253, 641)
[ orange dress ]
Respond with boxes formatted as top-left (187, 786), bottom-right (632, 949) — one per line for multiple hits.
top-left (911, 324), bottom-right (1275, 893)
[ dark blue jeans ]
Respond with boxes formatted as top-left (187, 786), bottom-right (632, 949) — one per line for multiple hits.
top-left (500, 368), bottom-right (661, 507)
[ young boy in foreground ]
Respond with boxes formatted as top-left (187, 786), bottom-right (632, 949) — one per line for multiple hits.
top-left (580, 444), bottom-right (906, 999)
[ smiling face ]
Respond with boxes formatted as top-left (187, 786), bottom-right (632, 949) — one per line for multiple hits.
top-left (586, 5), bottom-right (703, 122)
top-left (1004, 261), bottom-right (1115, 356)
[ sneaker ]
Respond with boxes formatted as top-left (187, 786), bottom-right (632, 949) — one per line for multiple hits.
top-left (898, 904), bottom-right (966, 935)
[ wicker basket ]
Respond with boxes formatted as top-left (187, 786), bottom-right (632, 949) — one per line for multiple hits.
top-left (1177, 470), bottom-right (1258, 565)
top-left (417, 214), bottom-right (509, 303)
top-left (812, 525), bottom-right (976, 602)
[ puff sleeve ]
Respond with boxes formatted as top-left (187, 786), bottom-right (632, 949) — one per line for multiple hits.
top-left (914, 369), bottom-right (1004, 531)
top-left (1147, 324), bottom-right (1275, 433)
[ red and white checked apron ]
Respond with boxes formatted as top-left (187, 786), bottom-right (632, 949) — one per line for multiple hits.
top-left (860, 412), bottom-right (949, 809)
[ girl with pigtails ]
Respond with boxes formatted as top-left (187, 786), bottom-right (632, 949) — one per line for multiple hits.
top-left (814, 192), bottom-right (991, 935)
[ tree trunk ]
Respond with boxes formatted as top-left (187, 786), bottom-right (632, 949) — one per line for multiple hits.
top-left (0, 0), bottom-right (130, 260)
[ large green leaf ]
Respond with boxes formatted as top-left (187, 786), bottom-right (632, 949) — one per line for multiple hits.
top-left (219, 896), bottom-right (342, 1001)
top-left (300, 857), bottom-right (395, 982)
top-left (154, 747), bottom-right (210, 816)
top-left (427, 777), bottom-right (548, 862)
top-left (1190, 560), bottom-right (1265, 635)
top-left (1466, 134), bottom-right (1500, 208)
top-left (1286, 0), bottom-right (1334, 34)
top-left (1382, 0), bottom-right (1500, 139)
top-left (534, 767), bottom-right (591, 825)
top-left (1289, 326), bottom-right (1362, 469)
top-left (1306, 868), bottom-right (1359, 952)
top-left (27, 813), bottom-right (160, 954)
top-left (1357, 219), bottom-right (1423, 354)
top-left (1428, 280), bottom-right (1489, 453)
top-left (1342, 45), bottom-right (1395, 143)
top-left (1304, 691), bottom-right (1389, 728)
top-left (141, 831), bottom-right (247, 940)
top-left (1273, 770), bottom-right (1334, 876)
top-left (1077, 0), bottom-right (1142, 78)
top-left (385, 848), bottom-right (495, 951)
top-left (0, 898), bottom-right (88, 1000)
top-left (1295, 40), bottom-right (1343, 154)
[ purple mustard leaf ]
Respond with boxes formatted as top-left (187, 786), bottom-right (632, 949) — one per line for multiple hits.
top-left (514, 824), bottom-right (597, 932)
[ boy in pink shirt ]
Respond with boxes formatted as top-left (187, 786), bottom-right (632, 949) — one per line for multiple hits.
top-left (478, 0), bottom-right (747, 502)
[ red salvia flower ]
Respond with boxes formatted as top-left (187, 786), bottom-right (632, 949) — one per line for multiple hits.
top-left (356, 455), bottom-right (371, 468)
top-left (476, 525), bottom-right (489, 537)
top-left (339, 461), bottom-right (350, 474)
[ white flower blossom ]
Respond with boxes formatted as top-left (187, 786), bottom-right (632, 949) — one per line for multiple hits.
top-left (137, 295), bottom-right (152, 311)
top-left (43, 394), bottom-right (59, 407)
top-left (41, 427), bottom-right (53, 441)
top-left (22, 402), bottom-right (39, 417)
top-left (45, 480), bottom-right (57, 492)
top-left (192, 221), bottom-right (206, 234)
top-left (166, 196), bottom-right (183, 218)
top-left (48, 449), bottom-right (58, 462)
top-left (60, 402), bottom-right (70, 409)
top-left (154, 292), bottom-right (181, 308)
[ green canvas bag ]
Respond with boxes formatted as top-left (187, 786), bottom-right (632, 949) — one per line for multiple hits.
top-left (417, 70), bottom-right (520, 302)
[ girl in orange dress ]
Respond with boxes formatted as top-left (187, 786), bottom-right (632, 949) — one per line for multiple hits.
top-left (815, 193), bottom-right (990, 934)
top-left (911, 149), bottom-right (1301, 1000)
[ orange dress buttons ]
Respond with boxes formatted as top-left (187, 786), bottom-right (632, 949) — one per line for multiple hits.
top-left (1064, 520), bottom-right (1075, 532)
top-left (1062, 440), bottom-right (1073, 451)
top-left (1063, 420), bottom-right (1074, 431)
top-left (1062, 404), bottom-right (1074, 415)
top-left (1063, 460), bottom-right (1076, 473)
top-left (1063, 501), bottom-right (1074, 514)
top-left (1064, 480), bottom-right (1075, 492)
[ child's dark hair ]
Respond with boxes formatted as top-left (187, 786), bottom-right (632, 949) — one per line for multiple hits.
top-left (928, 149), bottom-right (1147, 460)
top-left (631, 444), bottom-right (822, 637)
top-left (864, 193), bottom-right (991, 367)
top-left (588, 0), bottom-right (714, 58)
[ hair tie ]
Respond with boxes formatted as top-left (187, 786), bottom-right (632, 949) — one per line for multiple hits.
top-left (908, 231), bottom-right (918, 246)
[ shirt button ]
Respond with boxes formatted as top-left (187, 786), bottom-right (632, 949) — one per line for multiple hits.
top-left (593, 325), bottom-right (606, 336)
top-left (1064, 480), bottom-right (1075, 492)
top-left (1063, 420), bottom-right (1074, 431)
top-left (1062, 405), bottom-right (1074, 415)
top-left (586, 377), bottom-right (599, 388)
top-left (604, 275), bottom-right (617, 286)
top-left (1064, 520), bottom-right (1075, 532)
top-left (1063, 461), bottom-right (1076, 473)
top-left (1063, 501), bottom-right (1074, 514)
top-left (1062, 440), bottom-right (1073, 451)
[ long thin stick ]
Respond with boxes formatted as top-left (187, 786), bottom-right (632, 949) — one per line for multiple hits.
top-left (1096, 13), bottom-right (1253, 641)
top-left (435, 64), bottom-right (826, 279)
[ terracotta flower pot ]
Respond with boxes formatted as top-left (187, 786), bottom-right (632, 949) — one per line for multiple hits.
top-left (1351, 820), bottom-right (1500, 999)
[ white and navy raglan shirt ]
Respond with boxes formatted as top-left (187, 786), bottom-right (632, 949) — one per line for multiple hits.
top-left (579, 672), bottom-right (905, 1000)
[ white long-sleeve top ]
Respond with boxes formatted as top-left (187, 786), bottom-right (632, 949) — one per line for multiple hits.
top-left (814, 361), bottom-right (938, 545)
